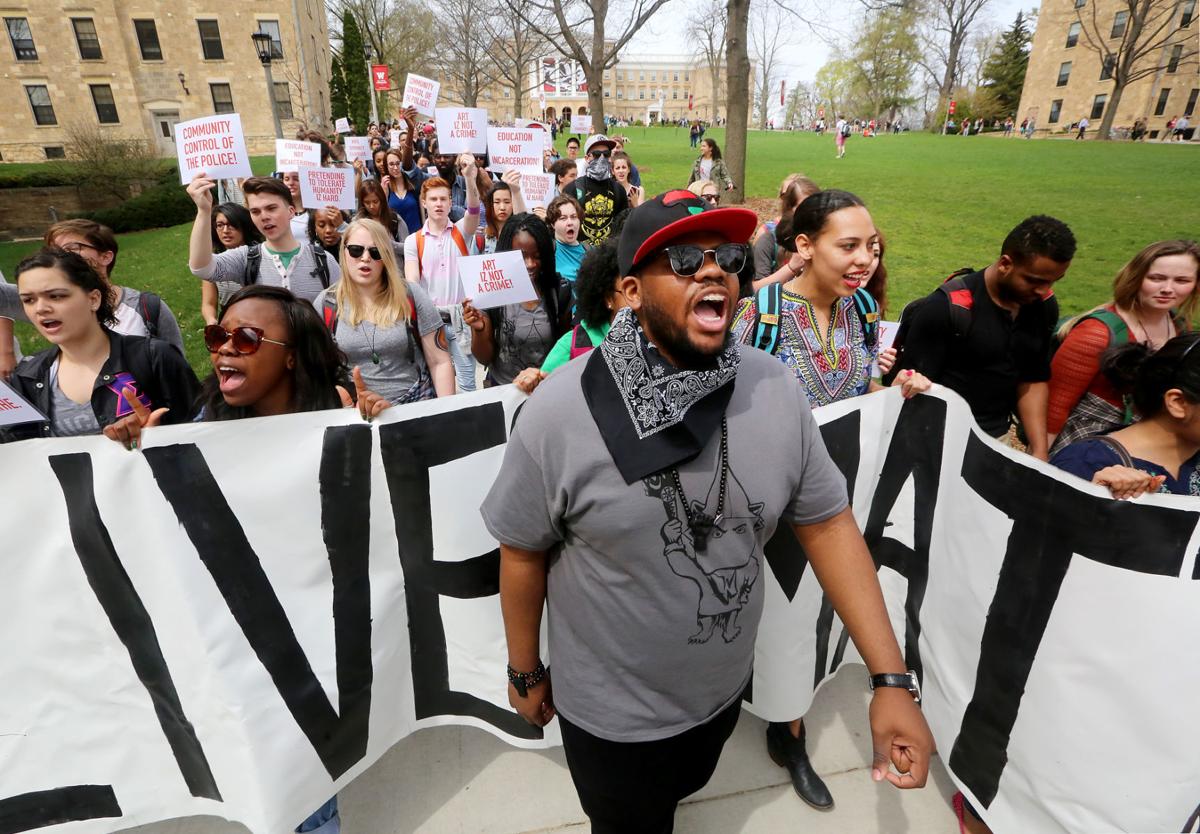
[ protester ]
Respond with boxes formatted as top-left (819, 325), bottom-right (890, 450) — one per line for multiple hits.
top-left (1, 248), bottom-right (199, 444)
top-left (381, 147), bottom-right (422, 239)
top-left (402, 162), bottom-right (482, 392)
top-left (889, 215), bottom-right (1076, 459)
top-left (188, 174), bottom-right (341, 304)
top-left (610, 136), bottom-right (642, 186)
top-left (687, 179), bottom-right (721, 206)
top-left (280, 170), bottom-right (311, 242)
top-left (612, 151), bottom-right (643, 208)
top-left (550, 158), bottom-right (579, 197)
top-left (471, 172), bottom-right (528, 255)
top-left (202, 203), bottom-right (263, 326)
top-left (482, 189), bottom-right (933, 833)
top-left (564, 135), bottom-right (582, 175)
top-left (314, 219), bottom-right (451, 403)
top-left (547, 194), bottom-right (588, 287)
top-left (1049, 240), bottom-right (1199, 453)
top-left (309, 208), bottom-right (350, 263)
top-left (572, 135), bottom-right (629, 245)
top-left (463, 213), bottom-right (569, 386)
top-left (356, 179), bottom-right (408, 247)
top-left (752, 175), bottom-right (821, 286)
top-left (1052, 335), bottom-right (1200, 497)
top-left (688, 138), bottom-right (735, 193)
top-left (835, 115), bottom-right (849, 158)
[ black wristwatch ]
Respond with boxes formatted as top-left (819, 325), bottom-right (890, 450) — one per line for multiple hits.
top-left (868, 670), bottom-right (921, 704)
top-left (507, 661), bottom-right (547, 698)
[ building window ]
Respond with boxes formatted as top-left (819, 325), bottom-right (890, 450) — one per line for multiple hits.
top-left (1074, 0), bottom-right (1085, 7)
top-left (1090, 93), bottom-right (1107, 119)
top-left (257, 20), bottom-right (284, 59)
top-left (197, 20), bottom-right (223, 60)
top-left (504, 88), bottom-right (511, 98)
top-left (684, 70), bottom-right (690, 81)
top-left (1111, 10), bottom-right (1129, 37)
top-left (672, 90), bottom-right (678, 99)
top-left (617, 70), bottom-right (623, 81)
top-left (1048, 99), bottom-right (1063, 123)
top-left (603, 69), bottom-right (610, 79)
top-left (1065, 21), bottom-right (1081, 46)
top-left (1168, 43), bottom-right (1184, 72)
top-left (25, 85), bottom-right (56, 125)
top-left (72, 18), bottom-right (102, 60)
top-left (44, 146), bottom-right (65, 160)
top-left (90, 84), bottom-right (119, 123)
top-left (639, 89), bottom-right (645, 99)
top-left (1100, 55), bottom-right (1115, 79)
top-left (134, 19), bottom-right (162, 60)
top-left (1182, 0), bottom-right (1196, 27)
top-left (5, 17), bottom-right (37, 61)
top-left (1155, 87), bottom-right (1171, 115)
top-left (1056, 61), bottom-right (1072, 85)
top-left (210, 83), bottom-right (234, 114)
top-left (1187, 88), bottom-right (1199, 115)
top-left (673, 71), bottom-right (679, 81)
top-left (273, 82), bottom-right (293, 119)
top-left (617, 88), bottom-right (624, 98)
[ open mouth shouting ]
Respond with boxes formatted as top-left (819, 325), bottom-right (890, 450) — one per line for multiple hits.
top-left (692, 289), bottom-right (730, 334)
top-left (217, 364), bottom-right (247, 394)
top-left (38, 317), bottom-right (64, 337)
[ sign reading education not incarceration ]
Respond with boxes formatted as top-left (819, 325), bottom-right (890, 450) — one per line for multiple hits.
top-left (435, 107), bottom-right (488, 155)
top-left (485, 128), bottom-right (542, 174)
top-left (401, 73), bottom-right (440, 116)
top-left (457, 250), bottom-right (537, 310)
top-left (299, 167), bottom-right (356, 211)
top-left (274, 140), bottom-right (320, 173)
top-left (175, 114), bottom-right (252, 184)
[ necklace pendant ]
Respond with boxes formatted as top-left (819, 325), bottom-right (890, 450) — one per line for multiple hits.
top-left (691, 513), bottom-right (712, 552)
top-left (371, 351), bottom-right (380, 365)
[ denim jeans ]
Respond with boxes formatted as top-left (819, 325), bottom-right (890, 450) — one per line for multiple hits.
top-left (296, 797), bottom-right (339, 833)
top-left (440, 305), bottom-right (477, 392)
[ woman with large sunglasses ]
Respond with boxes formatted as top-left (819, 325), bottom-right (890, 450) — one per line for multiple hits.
top-left (313, 219), bottom-right (452, 403)
top-left (729, 190), bottom-right (929, 813)
top-left (1, 248), bottom-right (200, 444)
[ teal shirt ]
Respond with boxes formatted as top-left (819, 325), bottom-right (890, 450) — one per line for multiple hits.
top-left (555, 241), bottom-right (588, 284)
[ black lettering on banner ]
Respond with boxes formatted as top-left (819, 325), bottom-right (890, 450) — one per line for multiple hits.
top-left (377, 402), bottom-right (541, 740)
top-left (0, 785), bottom-right (121, 834)
top-left (143, 425), bottom-right (374, 780)
top-left (47, 454), bottom-right (221, 801)
top-left (949, 432), bottom-right (1199, 809)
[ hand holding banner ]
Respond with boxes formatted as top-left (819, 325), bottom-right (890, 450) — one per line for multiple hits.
top-left (275, 140), bottom-right (320, 172)
top-left (402, 74), bottom-right (440, 117)
top-left (485, 128), bottom-right (543, 174)
top-left (300, 167), bottom-right (356, 211)
top-left (175, 114), bottom-right (252, 184)
top-left (458, 250), bottom-right (537, 310)
top-left (435, 108), bottom-right (488, 155)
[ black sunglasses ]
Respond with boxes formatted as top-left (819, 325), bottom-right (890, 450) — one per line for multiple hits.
top-left (701, 193), bottom-right (720, 204)
top-left (345, 244), bottom-right (383, 260)
top-left (204, 324), bottom-right (290, 355)
top-left (589, 149), bottom-right (612, 159)
top-left (662, 243), bottom-right (749, 277)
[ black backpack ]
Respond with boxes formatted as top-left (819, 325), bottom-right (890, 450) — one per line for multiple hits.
top-left (136, 291), bottom-right (163, 338)
top-left (883, 268), bottom-right (976, 385)
top-left (244, 242), bottom-right (331, 289)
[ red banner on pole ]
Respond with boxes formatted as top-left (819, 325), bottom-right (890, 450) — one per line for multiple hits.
top-left (780, 80), bottom-right (786, 107)
top-left (372, 65), bottom-right (390, 91)
top-left (688, 94), bottom-right (694, 111)
top-left (948, 99), bottom-right (957, 115)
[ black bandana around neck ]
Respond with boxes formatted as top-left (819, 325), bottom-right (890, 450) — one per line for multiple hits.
top-left (582, 307), bottom-right (740, 484)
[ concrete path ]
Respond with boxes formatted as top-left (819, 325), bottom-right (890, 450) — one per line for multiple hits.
top-left (131, 669), bottom-right (959, 834)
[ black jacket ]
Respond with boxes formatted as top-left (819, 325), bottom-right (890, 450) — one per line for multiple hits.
top-left (1, 330), bottom-right (201, 442)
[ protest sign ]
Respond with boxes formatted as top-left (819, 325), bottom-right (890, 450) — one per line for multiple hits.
top-left (389, 129), bottom-right (401, 148)
top-left (334, 117), bottom-right (351, 134)
top-left (175, 114), bottom-right (252, 184)
top-left (519, 172), bottom-right (554, 210)
top-left (344, 136), bottom-right (372, 163)
top-left (435, 107), bottom-right (488, 155)
top-left (871, 320), bottom-right (900, 377)
top-left (569, 114), bottom-right (592, 134)
top-left (402, 74), bottom-right (440, 116)
top-left (485, 127), bottom-right (542, 174)
top-left (274, 140), bottom-right (320, 172)
top-left (299, 167), bottom-right (356, 211)
top-left (0, 377), bottom-right (43, 426)
top-left (457, 250), bottom-right (537, 309)
top-left (520, 120), bottom-right (553, 149)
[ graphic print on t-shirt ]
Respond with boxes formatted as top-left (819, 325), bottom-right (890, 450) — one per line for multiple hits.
top-left (643, 462), bottom-right (765, 645)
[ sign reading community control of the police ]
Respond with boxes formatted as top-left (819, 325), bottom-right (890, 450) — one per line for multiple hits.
top-left (175, 114), bottom-right (252, 184)
top-left (458, 250), bottom-right (537, 309)
top-left (402, 73), bottom-right (440, 116)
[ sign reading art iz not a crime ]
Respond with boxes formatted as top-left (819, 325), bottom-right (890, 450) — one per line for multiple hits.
top-left (0, 387), bottom-right (1198, 834)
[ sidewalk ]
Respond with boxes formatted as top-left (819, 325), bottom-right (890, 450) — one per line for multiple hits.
top-left (132, 669), bottom-right (958, 834)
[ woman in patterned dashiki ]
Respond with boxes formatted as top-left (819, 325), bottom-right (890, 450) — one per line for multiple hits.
top-left (730, 189), bottom-right (930, 812)
top-left (1052, 334), bottom-right (1200, 498)
top-left (463, 213), bottom-right (571, 387)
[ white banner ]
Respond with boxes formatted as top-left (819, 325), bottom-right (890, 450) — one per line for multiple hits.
top-left (2, 388), bottom-right (1198, 834)
top-left (0, 377), bottom-right (42, 426)
top-left (520, 172), bottom-right (555, 210)
top-left (458, 250), bottom-right (537, 309)
top-left (299, 167), bottom-right (356, 211)
top-left (485, 128), bottom-right (542, 174)
top-left (343, 137), bottom-right (372, 163)
top-left (175, 114), bottom-right (252, 184)
top-left (334, 117), bottom-right (351, 134)
top-left (569, 115), bottom-right (592, 134)
top-left (274, 140), bottom-right (320, 173)
top-left (435, 107), bottom-right (488, 155)
top-left (401, 73), bottom-right (440, 117)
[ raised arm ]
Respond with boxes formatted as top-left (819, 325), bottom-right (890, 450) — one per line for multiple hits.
top-left (186, 173), bottom-right (217, 274)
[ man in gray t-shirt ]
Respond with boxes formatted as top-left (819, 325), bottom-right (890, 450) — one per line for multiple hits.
top-left (481, 191), bottom-right (933, 833)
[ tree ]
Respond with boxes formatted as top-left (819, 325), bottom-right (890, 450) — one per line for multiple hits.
top-left (437, 0), bottom-right (503, 107)
top-left (814, 55), bottom-right (859, 120)
top-left (979, 11), bottom-right (1030, 116)
top-left (505, 0), bottom-right (676, 125)
top-left (339, 0), bottom-right (440, 117)
top-left (783, 81), bottom-right (818, 127)
top-left (915, 0), bottom-right (994, 128)
top-left (724, 0), bottom-right (752, 204)
top-left (1074, 0), bottom-right (1198, 138)
top-left (848, 5), bottom-right (921, 121)
top-left (750, 2), bottom-right (786, 129)
top-left (687, 0), bottom-right (728, 119)
top-left (340, 10), bottom-right (371, 129)
top-left (483, 1), bottom-right (551, 120)
top-left (330, 53), bottom-right (350, 124)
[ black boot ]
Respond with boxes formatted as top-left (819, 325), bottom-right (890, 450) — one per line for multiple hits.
top-left (766, 721), bottom-right (834, 810)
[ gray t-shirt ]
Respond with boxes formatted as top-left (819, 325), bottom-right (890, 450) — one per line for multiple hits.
top-left (192, 243), bottom-right (341, 303)
top-left (312, 283), bottom-right (443, 404)
top-left (480, 347), bottom-right (848, 742)
top-left (51, 380), bottom-right (100, 437)
top-left (485, 301), bottom-right (553, 387)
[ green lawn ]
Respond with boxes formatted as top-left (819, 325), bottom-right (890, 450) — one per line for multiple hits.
top-left (4, 132), bottom-right (1198, 375)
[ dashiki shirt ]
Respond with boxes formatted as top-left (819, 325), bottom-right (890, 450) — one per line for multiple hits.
top-left (731, 289), bottom-right (877, 407)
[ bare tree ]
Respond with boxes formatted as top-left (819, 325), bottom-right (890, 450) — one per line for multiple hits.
top-left (335, 0), bottom-right (440, 115)
top-left (483, 0), bottom-right (551, 121)
top-left (437, 0), bottom-right (503, 106)
top-left (687, 0), bottom-right (728, 120)
top-left (504, 0), bottom-right (676, 124)
top-left (1075, 0), bottom-right (1198, 138)
top-left (724, 0), bottom-right (752, 204)
top-left (750, 2), bottom-right (787, 129)
top-left (914, 0), bottom-right (994, 125)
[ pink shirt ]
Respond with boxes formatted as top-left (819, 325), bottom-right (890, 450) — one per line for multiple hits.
top-left (403, 217), bottom-right (472, 306)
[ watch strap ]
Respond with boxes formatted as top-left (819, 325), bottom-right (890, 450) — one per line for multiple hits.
top-left (869, 671), bottom-right (921, 703)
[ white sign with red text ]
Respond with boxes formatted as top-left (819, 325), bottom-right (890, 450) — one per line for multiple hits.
top-left (175, 114), bottom-right (252, 184)
top-left (485, 128), bottom-right (542, 175)
top-left (274, 140), bottom-right (320, 173)
top-left (569, 115), bottom-right (592, 134)
top-left (519, 173), bottom-right (554, 210)
top-left (299, 167), bottom-right (356, 211)
top-left (344, 136), bottom-right (372, 163)
top-left (458, 250), bottom-right (537, 310)
top-left (435, 108), bottom-right (488, 155)
top-left (402, 74), bottom-right (440, 117)
top-left (0, 377), bottom-right (43, 426)
top-left (520, 120), bottom-right (553, 149)
top-left (335, 117), bottom-right (351, 134)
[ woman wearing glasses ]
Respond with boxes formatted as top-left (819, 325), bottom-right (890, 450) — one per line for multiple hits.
top-left (202, 203), bottom-right (262, 326)
top-left (1, 248), bottom-right (199, 444)
top-left (687, 179), bottom-right (721, 206)
top-left (730, 190), bottom-right (928, 812)
top-left (314, 219), bottom-right (452, 404)
top-left (687, 138), bottom-right (735, 195)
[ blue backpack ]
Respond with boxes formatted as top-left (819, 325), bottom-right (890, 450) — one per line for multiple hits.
top-left (750, 283), bottom-right (880, 356)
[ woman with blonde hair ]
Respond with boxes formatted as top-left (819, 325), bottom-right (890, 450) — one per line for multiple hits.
top-left (314, 218), bottom-right (453, 403)
top-left (1048, 239), bottom-right (1199, 453)
top-left (686, 178), bottom-right (720, 205)
top-left (752, 174), bottom-right (821, 286)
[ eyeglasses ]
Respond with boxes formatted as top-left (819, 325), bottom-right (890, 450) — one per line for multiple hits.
top-left (204, 324), bottom-right (290, 355)
top-left (701, 193), bottom-right (720, 204)
top-left (345, 244), bottom-right (382, 261)
top-left (214, 221), bottom-right (233, 231)
top-left (59, 242), bottom-right (97, 255)
top-left (589, 149), bottom-right (612, 159)
top-left (662, 243), bottom-right (749, 277)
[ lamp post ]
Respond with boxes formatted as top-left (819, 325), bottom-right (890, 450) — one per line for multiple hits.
top-left (364, 45), bottom-right (379, 127)
top-left (251, 31), bottom-right (283, 139)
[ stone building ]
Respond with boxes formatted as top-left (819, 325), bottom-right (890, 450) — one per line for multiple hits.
top-left (0, 1), bottom-right (330, 162)
top-left (1016, 0), bottom-right (1197, 138)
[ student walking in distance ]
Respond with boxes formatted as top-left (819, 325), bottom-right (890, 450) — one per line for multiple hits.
top-left (188, 174), bottom-right (342, 304)
top-left (482, 190), bottom-right (934, 834)
top-left (1076, 116), bottom-right (1089, 140)
top-left (687, 138), bottom-right (735, 194)
top-left (835, 116), bottom-right (849, 158)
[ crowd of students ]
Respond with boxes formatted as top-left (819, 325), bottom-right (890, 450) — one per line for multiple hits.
top-left (0, 108), bottom-right (1197, 834)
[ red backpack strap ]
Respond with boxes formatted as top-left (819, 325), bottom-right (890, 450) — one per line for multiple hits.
top-left (321, 294), bottom-right (339, 332)
top-left (415, 230), bottom-right (425, 277)
top-left (475, 229), bottom-right (486, 253)
top-left (449, 225), bottom-right (470, 256)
